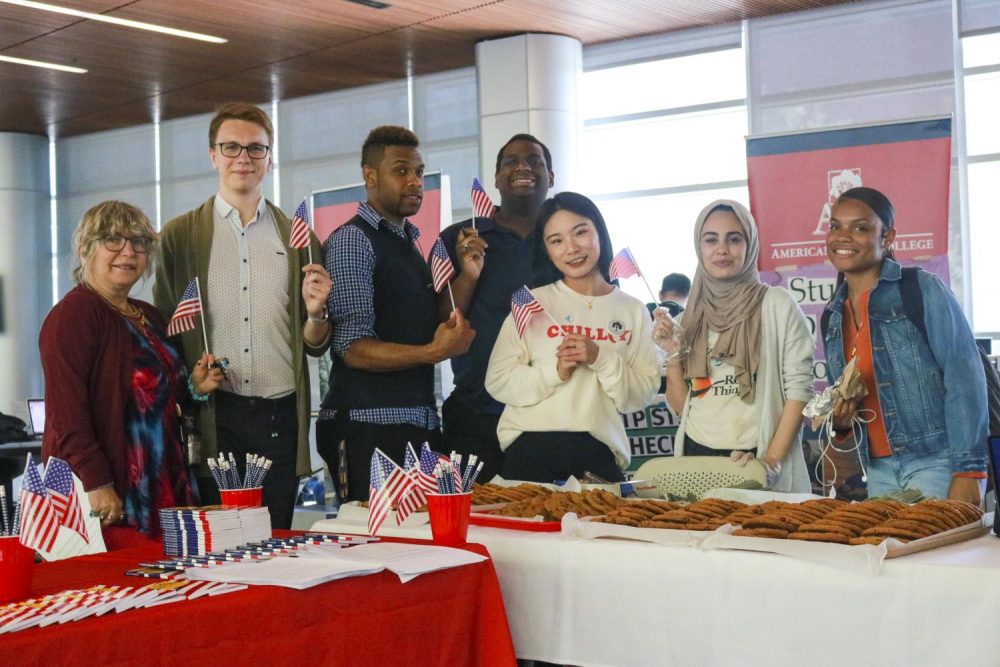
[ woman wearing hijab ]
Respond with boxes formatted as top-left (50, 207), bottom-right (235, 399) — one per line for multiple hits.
top-left (656, 200), bottom-right (814, 492)
top-left (823, 187), bottom-right (987, 503)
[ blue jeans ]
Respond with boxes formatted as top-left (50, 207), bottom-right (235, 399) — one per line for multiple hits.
top-left (866, 454), bottom-right (953, 499)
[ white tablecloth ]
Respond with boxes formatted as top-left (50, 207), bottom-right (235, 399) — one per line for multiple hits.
top-left (313, 508), bottom-right (1000, 666)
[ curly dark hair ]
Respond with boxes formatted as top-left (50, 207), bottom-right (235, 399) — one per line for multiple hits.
top-left (361, 125), bottom-right (420, 168)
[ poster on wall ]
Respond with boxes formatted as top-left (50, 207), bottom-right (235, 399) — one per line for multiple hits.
top-left (746, 117), bottom-right (953, 496)
top-left (312, 172), bottom-right (449, 256)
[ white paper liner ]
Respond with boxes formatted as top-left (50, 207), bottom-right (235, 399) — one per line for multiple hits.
top-left (561, 513), bottom-right (707, 547)
top-left (699, 524), bottom-right (888, 575)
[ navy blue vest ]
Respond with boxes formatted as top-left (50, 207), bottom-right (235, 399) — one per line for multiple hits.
top-left (325, 215), bottom-right (437, 410)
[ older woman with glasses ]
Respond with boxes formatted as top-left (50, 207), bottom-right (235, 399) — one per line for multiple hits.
top-left (40, 201), bottom-right (224, 546)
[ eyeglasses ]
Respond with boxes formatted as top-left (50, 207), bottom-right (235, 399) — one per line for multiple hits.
top-left (103, 235), bottom-right (152, 253)
top-left (215, 142), bottom-right (271, 159)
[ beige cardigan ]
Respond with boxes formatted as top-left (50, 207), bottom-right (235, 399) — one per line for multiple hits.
top-left (153, 196), bottom-right (329, 477)
top-left (674, 286), bottom-right (815, 492)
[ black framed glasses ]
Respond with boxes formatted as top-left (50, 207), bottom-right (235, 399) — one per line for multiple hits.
top-left (215, 142), bottom-right (271, 159)
top-left (103, 235), bottom-right (152, 253)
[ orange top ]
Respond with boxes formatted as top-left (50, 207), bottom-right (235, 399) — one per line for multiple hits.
top-left (842, 293), bottom-right (891, 458)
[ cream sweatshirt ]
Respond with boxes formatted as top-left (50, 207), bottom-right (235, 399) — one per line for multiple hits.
top-left (485, 280), bottom-right (660, 469)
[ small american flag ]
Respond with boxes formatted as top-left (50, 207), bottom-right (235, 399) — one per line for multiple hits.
top-left (167, 279), bottom-right (201, 337)
top-left (43, 457), bottom-right (88, 543)
top-left (289, 200), bottom-right (311, 249)
top-left (429, 237), bottom-right (456, 294)
top-left (19, 454), bottom-right (59, 553)
top-left (394, 471), bottom-right (427, 525)
top-left (368, 449), bottom-right (415, 536)
top-left (609, 247), bottom-right (641, 281)
top-left (471, 178), bottom-right (496, 220)
top-left (511, 286), bottom-right (545, 338)
top-left (417, 443), bottom-right (444, 493)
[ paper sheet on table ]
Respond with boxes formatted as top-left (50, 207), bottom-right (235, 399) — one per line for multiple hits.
top-left (335, 501), bottom-right (430, 527)
top-left (308, 542), bottom-right (487, 583)
top-left (182, 554), bottom-right (384, 589)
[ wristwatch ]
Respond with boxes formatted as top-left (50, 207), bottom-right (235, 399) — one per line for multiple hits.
top-left (308, 306), bottom-right (329, 324)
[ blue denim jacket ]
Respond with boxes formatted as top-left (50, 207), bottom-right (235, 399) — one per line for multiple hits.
top-left (822, 259), bottom-right (988, 473)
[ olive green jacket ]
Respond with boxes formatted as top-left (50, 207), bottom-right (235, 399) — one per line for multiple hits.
top-left (153, 196), bottom-right (329, 477)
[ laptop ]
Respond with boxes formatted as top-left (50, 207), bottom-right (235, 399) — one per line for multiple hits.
top-left (25, 398), bottom-right (45, 440)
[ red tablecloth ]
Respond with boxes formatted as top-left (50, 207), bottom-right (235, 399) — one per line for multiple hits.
top-left (2, 532), bottom-right (516, 667)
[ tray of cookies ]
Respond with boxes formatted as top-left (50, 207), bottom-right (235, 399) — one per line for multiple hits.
top-left (471, 488), bottom-right (627, 531)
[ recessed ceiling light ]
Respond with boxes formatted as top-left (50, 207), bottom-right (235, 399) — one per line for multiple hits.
top-left (344, 0), bottom-right (392, 8)
top-left (1, 0), bottom-right (228, 43)
top-left (0, 53), bottom-right (87, 73)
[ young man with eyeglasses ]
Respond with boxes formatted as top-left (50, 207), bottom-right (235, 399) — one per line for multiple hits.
top-left (154, 102), bottom-right (332, 529)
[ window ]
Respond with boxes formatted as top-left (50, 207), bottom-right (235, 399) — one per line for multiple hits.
top-left (963, 32), bottom-right (1000, 332)
top-left (581, 45), bottom-right (748, 298)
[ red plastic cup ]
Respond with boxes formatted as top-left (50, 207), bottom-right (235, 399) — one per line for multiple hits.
top-left (219, 487), bottom-right (263, 508)
top-left (0, 535), bottom-right (34, 603)
top-left (426, 492), bottom-right (472, 547)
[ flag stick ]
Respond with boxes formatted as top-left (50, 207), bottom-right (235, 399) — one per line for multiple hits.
top-left (308, 245), bottom-right (313, 267)
top-left (195, 276), bottom-right (210, 355)
top-left (638, 272), bottom-right (658, 305)
top-left (446, 282), bottom-right (457, 312)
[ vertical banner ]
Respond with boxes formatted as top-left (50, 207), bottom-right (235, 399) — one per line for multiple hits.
top-left (747, 117), bottom-right (952, 496)
top-left (747, 117), bottom-right (952, 386)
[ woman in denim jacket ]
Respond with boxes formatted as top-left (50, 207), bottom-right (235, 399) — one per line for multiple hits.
top-left (823, 187), bottom-right (987, 504)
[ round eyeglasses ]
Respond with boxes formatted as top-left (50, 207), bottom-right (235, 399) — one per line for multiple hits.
top-left (215, 142), bottom-right (271, 159)
top-left (103, 235), bottom-right (152, 253)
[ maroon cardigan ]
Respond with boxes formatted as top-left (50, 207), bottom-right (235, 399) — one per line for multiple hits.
top-left (39, 285), bottom-right (170, 498)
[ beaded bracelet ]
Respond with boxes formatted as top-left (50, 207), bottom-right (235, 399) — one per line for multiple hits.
top-left (188, 376), bottom-right (210, 402)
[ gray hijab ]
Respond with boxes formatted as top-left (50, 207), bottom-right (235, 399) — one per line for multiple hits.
top-left (682, 199), bottom-right (768, 404)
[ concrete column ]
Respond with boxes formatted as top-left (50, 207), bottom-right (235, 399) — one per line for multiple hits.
top-left (475, 33), bottom-right (582, 198)
top-left (0, 133), bottom-right (50, 418)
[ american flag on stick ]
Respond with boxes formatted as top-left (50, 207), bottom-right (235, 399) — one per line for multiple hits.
top-left (368, 449), bottom-right (416, 536)
top-left (43, 457), bottom-right (88, 543)
top-left (19, 454), bottom-right (59, 553)
top-left (510, 286), bottom-right (546, 338)
top-left (289, 200), bottom-right (312, 249)
top-left (167, 279), bottom-right (202, 337)
top-left (471, 178), bottom-right (496, 221)
top-left (429, 237), bottom-right (456, 294)
top-left (609, 247), bottom-right (641, 281)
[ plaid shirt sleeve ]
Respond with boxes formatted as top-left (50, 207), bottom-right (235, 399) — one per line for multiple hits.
top-left (325, 225), bottom-right (377, 358)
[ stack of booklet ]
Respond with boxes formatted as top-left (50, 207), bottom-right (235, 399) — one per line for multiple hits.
top-left (159, 506), bottom-right (271, 556)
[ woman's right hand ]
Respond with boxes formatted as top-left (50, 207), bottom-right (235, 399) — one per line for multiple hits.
top-left (87, 487), bottom-right (124, 526)
top-left (831, 397), bottom-right (858, 433)
top-left (192, 352), bottom-right (226, 395)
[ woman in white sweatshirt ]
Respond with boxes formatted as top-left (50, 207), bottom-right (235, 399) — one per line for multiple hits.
top-left (485, 192), bottom-right (660, 483)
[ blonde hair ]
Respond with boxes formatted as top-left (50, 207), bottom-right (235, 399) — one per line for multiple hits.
top-left (73, 201), bottom-right (159, 284)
